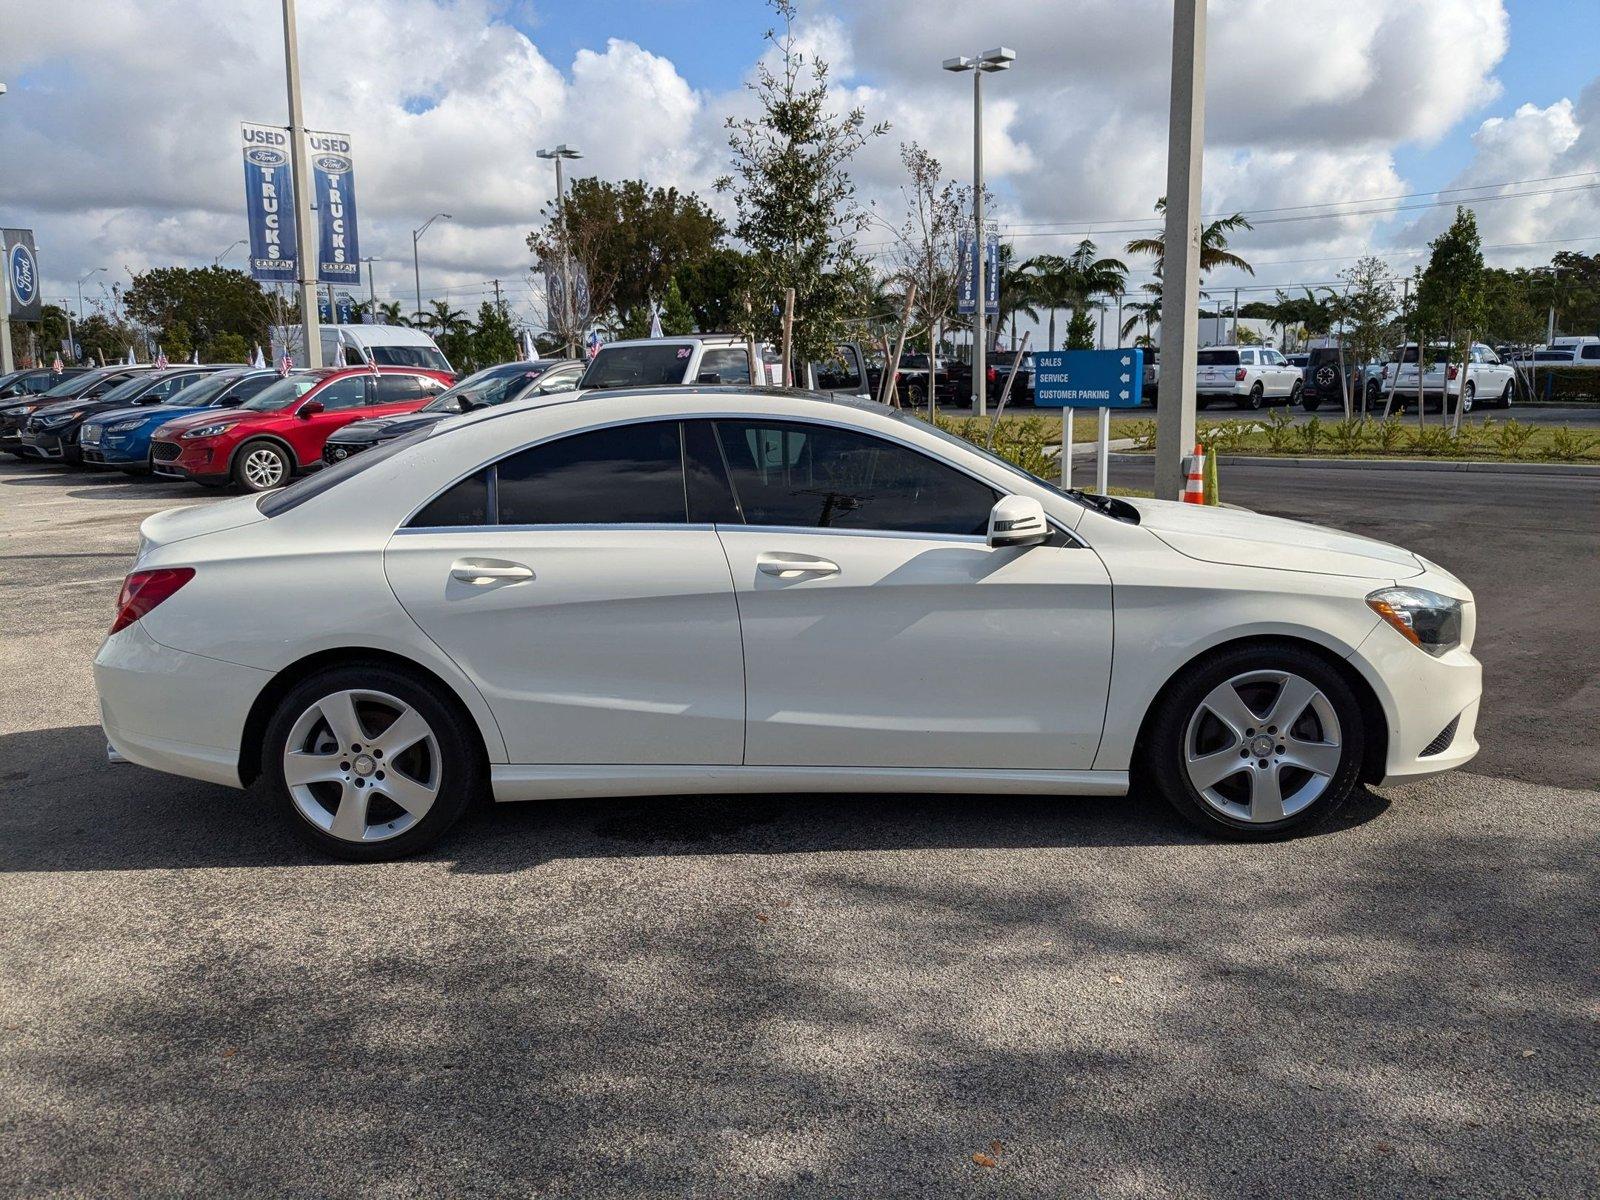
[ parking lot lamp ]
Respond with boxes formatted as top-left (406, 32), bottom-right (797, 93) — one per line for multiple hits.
top-left (214, 240), bottom-right (245, 267)
top-left (943, 48), bottom-right (1014, 417)
top-left (537, 144), bottom-right (584, 356)
top-left (412, 213), bottom-right (452, 327)
top-left (76, 268), bottom-right (107, 322)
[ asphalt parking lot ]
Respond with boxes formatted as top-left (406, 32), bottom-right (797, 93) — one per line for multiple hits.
top-left (2, 457), bottom-right (1596, 1198)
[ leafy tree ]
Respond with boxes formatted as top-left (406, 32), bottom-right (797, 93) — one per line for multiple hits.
top-left (204, 332), bottom-right (251, 363)
top-left (1548, 251), bottom-right (1600, 335)
top-left (675, 248), bottom-right (752, 334)
top-left (529, 177), bottom-right (724, 335)
top-left (1126, 198), bottom-right (1254, 280)
top-left (659, 279), bottom-right (695, 336)
top-left (1334, 256), bottom-right (1397, 372)
top-left (123, 266), bottom-right (273, 348)
top-left (1065, 309), bottom-right (1097, 349)
top-left (470, 300), bottom-right (518, 370)
top-left (1119, 284), bottom-right (1162, 344)
top-left (1415, 207), bottom-right (1485, 428)
top-left (886, 141), bottom-right (971, 348)
top-left (716, 0), bottom-right (887, 366)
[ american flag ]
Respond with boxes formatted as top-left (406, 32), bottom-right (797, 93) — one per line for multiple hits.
top-left (278, 350), bottom-right (293, 377)
top-left (585, 330), bottom-right (602, 360)
top-left (362, 340), bottom-right (380, 378)
top-left (154, 346), bottom-right (169, 370)
top-left (51, 354), bottom-right (63, 373)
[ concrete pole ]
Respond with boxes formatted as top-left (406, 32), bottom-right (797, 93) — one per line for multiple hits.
top-left (1155, 0), bottom-right (1206, 501)
top-left (972, 68), bottom-right (987, 417)
top-left (281, 0), bottom-right (322, 366)
top-left (0, 274), bottom-right (12, 375)
top-left (556, 155), bottom-right (576, 358)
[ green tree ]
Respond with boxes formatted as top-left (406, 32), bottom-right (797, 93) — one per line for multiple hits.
top-left (1547, 251), bottom-right (1600, 335)
top-left (1126, 199), bottom-right (1254, 280)
top-left (470, 300), bottom-right (518, 370)
top-left (529, 177), bottom-right (724, 335)
top-left (1415, 207), bottom-right (1485, 429)
top-left (123, 266), bottom-right (272, 348)
top-left (994, 243), bottom-right (1039, 349)
top-left (675, 247), bottom-right (752, 334)
top-left (1026, 239), bottom-right (1127, 350)
top-left (1065, 309), bottom-right (1097, 349)
top-left (886, 141), bottom-right (971, 349)
top-left (658, 278), bottom-right (695, 336)
top-left (203, 332), bottom-right (251, 363)
top-left (716, 0), bottom-right (887, 365)
top-left (1333, 257), bottom-right (1397, 384)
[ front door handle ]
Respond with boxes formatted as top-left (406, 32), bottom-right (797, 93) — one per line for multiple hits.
top-left (450, 559), bottom-right (534, 584)
top-left (757, 553), bottom-right (840, 579)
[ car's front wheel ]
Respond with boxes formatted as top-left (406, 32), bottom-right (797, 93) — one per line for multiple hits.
top-left (264, 664), bottom-right (481, 860)
top-left (1145, 644), bottom-right (1365, 839)
top-left (233, 440), bottom-right (291, 492)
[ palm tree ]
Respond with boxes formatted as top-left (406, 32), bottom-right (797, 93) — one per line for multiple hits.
top-left (1024, 254), bottom-right (1072, 350)
top-left (1126, 198), bottom-right (1255, 280)
top-left (375, 300), bottom-right (407, 327)
top-left (1025, 240), bottom-right (1127, 350)
top-left (994, 244), bottom-right (1039, 349)
top-left (1119, 281), bottom-right (1163, 344)
top-left (423, 300), bottom-right (468, 337)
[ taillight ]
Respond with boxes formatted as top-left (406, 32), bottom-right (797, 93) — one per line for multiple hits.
top-left (987, 366), bottom-right (998, 382)
top-left (1447, 365), bottom-right (1459, 380)
top-left (110, 567), bottom-right (194, 634)
top-left (1235, 367), bottom-right (1247, 381)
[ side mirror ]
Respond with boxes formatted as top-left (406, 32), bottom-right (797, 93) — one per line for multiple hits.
top-left (987, 495), bottom-right (1049, 549)
top-left (298, 399), bottom-right (324, 418)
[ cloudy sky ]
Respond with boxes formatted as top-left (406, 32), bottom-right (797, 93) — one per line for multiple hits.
top-left (2, 0), bottom-right (1597, 334)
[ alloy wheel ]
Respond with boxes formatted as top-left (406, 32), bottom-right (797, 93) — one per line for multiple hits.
top-left (243, 447), bottom-right (285, 490)
top-left (282, 689), bottom-right (441, 843)
top-left (1183, 670), bottom-right (1343, 824)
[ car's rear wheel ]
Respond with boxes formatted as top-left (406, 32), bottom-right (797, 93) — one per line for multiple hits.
top-left (1242, 382), bottom-right (1264, 411)
top-left (1498, 380), bottom-right (1513, 408)
top-left (264, 664), bottom-right (481, 860)
top-left (1145, 644), bottom-right (1365, 839)
top-left (233, 440), bottom-right (290, 492)
top-left (1287, 380), bottom-right (1303, 409)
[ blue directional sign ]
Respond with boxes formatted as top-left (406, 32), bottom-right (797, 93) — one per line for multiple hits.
top-left (1031, 348), bottom-right (1144, 408)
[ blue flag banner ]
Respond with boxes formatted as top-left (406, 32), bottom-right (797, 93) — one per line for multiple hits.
top-left (956, 232), bottom-right (999, 316)
top-left (308, 130), bottom-right (361, 285)
top-left (1032, 348), bottom-right (1144, 409)
top-left (241, 123), bottom-right (297, 283)
top-left (2, 228), bottom-right (42, 322)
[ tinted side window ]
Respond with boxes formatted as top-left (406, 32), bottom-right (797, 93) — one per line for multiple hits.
top-left (698, 348), bottom-right (751, 385)
top-left (412, 470), bottom-right (490, 527)
top-left (226, 375), bottom-right (276, 404)
top-left (713, 419), bottom-right (997, 536)
top-left (375, 375), bottom-right (424, 404)
top-left (1582, 345), bottom-right (1600, 360)
top-left (813, 350), bottom-right (863, 391)
top-left (497, 421), bottom-right (686, 525)
top-left (314, 377), bottom-right (367, 411)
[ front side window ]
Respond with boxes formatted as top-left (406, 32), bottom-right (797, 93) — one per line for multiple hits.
top-left (312, 377), bottom-right (368, 411)
top-left (697, 348), bottom-right (751, 385)
top-left (713, 419), bottom-right (997, 536)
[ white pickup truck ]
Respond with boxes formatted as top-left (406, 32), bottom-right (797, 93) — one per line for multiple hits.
top-left (1195, 345), bottom-right (1302, 410)
top-left (1381, 342), bottom-right (1515, 412)
top-left (578, 335), bottom-right (873, 399)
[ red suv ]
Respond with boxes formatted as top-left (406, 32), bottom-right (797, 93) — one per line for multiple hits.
top-left (150, 366), bottom-right (453, 491)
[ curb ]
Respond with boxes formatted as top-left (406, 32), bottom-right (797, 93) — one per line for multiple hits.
top-left (1111, 453), bottom-right (1600, 477)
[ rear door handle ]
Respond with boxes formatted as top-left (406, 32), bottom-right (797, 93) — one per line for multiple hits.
top-left (451, 559), bottom-right (534, 584)
top-left (757, 553), bottom-right (840, 578)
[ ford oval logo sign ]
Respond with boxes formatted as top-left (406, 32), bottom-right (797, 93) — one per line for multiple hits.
top-left (246, 147), bottom-right (287, 169)
top-left (8, 242), bottom-right (38, 308)
top-left (314, 154), bottom-right (350, 174)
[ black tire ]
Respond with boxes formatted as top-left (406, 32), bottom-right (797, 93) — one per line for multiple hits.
top-left (1288, 380), bottom-right (1304, 409)
top-left (1143, 642), bottom-right (1366, 840)
top-left (1455, 381), bottom-right (1475, 414)
top-left (1196, 397), bottom-right (1210, 410)
top-left (1498, 381), bottom-right (1513, 409)
top-left (1241, 382), bottom-right (1264, 411)
top-left (1301, 396), bottom-right (1321, 412)
top-left (263, 662), bottom-right (483, 861)
top-left (232, 439), bottom-right (291, 492)
top-left (904, 382), bottom-right (925, 407)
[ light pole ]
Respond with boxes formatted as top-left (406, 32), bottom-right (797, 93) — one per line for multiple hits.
top-left (0, 82), bottom-right (10, 372)
top-left (943, 47), bottom-right (1014, 417)
top-left (214, 240), bottom-right (245, 267)
top-left (280, 0), bottom-right (322, 366)
top-left (537, 144), bottom-right (583, 356)
top-left (76, 267), bottom-right (107, 322)
top-left (412, 213), bottom-right (451, 326)
top-left (361, 256), bottom-right (380, 322)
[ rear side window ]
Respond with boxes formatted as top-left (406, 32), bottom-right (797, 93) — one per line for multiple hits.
top-left (496, 421), bottom-right (686, 525)
top-left (371, 345), bottom-right (451, 371)
top-left (712, 419), bottom-right (996, 536)
top-left (697, 348), bottom-right (751, 385)
top-left (412, 470), bottom-right (490, 527)
top-left (1197, 350), bottom-right (1240, 366)
top-left (375, 375), bottom-right (426, 404)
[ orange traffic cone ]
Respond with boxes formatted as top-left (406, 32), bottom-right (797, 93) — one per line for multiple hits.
top-left (1182, 443), bottom-right (1206, 503)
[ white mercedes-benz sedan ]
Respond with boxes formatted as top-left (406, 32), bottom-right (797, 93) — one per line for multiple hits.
top-left (95, 386), bottom-right (1481, 859)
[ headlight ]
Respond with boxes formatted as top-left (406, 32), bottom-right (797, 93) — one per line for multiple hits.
top-left (108, 418), bottom-right (146, 432)
top-left (40, 410), bottom-right (84, 428)
top-left (10, 404), bottom-right (39, 415)
top-left (1366, 587), bottom-right (1464, 657)
top-left (182, 422), bottom-right (235, 439)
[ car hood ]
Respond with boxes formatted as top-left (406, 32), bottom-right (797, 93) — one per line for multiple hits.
top-left (139, 495), bottom-right (266, 555)
top-left (29, 397), bottom-right (95, 420)
top-left (332, 412), bottom-right (444, 443)
top-left (153, 408), bottom-right (274, 435)
top-left (88, 405), bottom-right (178, 426)
top-left (1125, 498), bottom-right (1425, 580)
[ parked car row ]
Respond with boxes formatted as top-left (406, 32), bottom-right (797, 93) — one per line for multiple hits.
top-left (2, 358), bottom-right (596, 493)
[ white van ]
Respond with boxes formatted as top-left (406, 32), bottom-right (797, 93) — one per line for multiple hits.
top-left (270, 324), bottom-right (453, 373)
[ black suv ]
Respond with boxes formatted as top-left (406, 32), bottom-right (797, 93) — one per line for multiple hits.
top-left (1299, 347), bottom-right (1354, 412)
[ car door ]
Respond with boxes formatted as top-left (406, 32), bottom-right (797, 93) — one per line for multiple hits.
top-left (1265, 349), bottom-right (1292, 397)
top-left (707, 417), bottom-right (1114, 770)
top-left (383, 419), bottom-right (745, 765)
top-left (283, 374), bottom-right (369, 463)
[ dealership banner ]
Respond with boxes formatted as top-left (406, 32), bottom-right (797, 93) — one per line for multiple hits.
top-left (241, 122), bottom-right (297, 283)
top-left (3, 229), bottom-right (42, 321)
top-left (307, 130), bottom-right (361, 285)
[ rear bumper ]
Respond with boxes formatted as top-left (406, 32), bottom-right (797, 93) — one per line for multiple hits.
top-left (95, 620), bottom-right (269, 790)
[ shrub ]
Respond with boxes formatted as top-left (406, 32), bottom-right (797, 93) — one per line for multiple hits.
top-left (1373, 416), bottom-right (1405, 453)
top-left (1546, 426), bottom-right (1600, 461)
top-left (1262, 407), bottom-right (1296, 453)
top-left (1297, 416), bottom-right (1325, 454)
top-left (1406, 425), bottom-right (1453, 456)
top-left (1492, 419), bottom-right (1536, 458)
top-left (1326, 418), bottom-right (1368, 455)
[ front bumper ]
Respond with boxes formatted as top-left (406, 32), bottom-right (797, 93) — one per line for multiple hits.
top-left (81, 427), bottom-right (146, 465)
top-left (95, 620), bottom-right (270, 789)
top-left (321, 439), bottom-right (374, 465)
top-left (18, 426), bottom-right (73, 459)
top-left (1352, 620), bottom-right (1482, 785)
top-left (151, 437), bottom-right (228, 482)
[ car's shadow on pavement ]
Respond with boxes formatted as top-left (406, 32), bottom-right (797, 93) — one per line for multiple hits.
top-left (0, 725), bottom-right (1392, 874)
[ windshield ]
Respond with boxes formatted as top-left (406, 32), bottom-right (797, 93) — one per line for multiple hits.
top-left (92, 374), bottom-right (158, 406)
top-left (370, 345), bottom-right (451, 371)
top-left (238, 375), bottom-right (321, 411)
top-left (162, 372), bottom-right (242, 407)
top-left (42, 370), bottom-right (114, 399)
top-left (421, 363), bottom-right (541, 413)
top-left (580, 345), bottom-right (692, 389)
